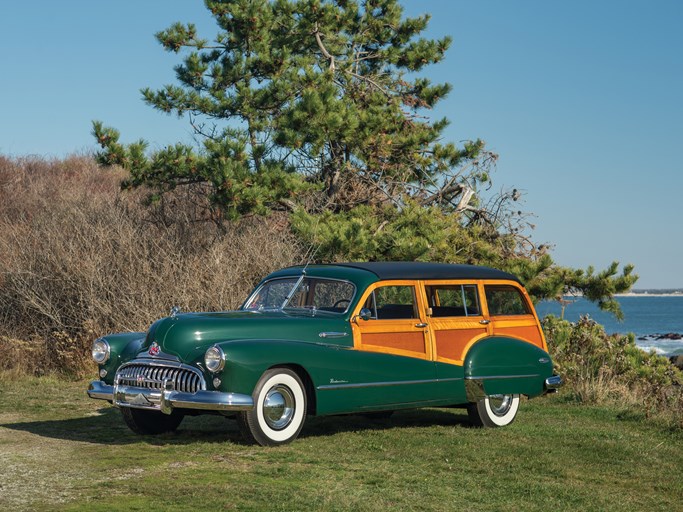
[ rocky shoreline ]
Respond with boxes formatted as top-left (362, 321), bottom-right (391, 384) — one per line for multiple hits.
top-left (633, 333), bottom-right (683, 370)
top-left (637, 332), bottom-right (683, 341)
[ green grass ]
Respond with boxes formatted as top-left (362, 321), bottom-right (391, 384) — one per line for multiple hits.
top-left (1, 375), bottom-right (681, 511)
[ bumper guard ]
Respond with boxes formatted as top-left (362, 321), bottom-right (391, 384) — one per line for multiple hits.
top-left (544, 374), bottom-right (563, 393)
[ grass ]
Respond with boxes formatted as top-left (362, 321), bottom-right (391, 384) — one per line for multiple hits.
top-left (1, 375), bottom-right (681, 511)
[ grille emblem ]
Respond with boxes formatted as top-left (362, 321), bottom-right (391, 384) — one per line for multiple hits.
top-left (149, 342), bottom-right (161, 356)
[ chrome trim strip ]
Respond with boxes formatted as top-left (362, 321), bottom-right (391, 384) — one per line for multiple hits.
top-left (87, 380), bottom-right (254, 413)
top-left (358, 398), bottom-right (452, 409)
top-left (317, 377), bottom-right (462, 391)
top-left (318, 332), bottom-right (349, 339)
top-left (119, 358), bottom-right (201, 374)
top-left (465, 374), bottom-right (540, 380)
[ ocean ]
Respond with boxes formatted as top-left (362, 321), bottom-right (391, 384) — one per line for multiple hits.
top-left (535, 296), bottom-right (683, 356)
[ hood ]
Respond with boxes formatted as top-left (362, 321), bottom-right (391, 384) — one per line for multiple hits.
top-left (141, 309), bottom-right (349, 362)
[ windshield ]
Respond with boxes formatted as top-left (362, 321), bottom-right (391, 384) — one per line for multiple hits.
top-left (242, 277), bottom-right (355, 314)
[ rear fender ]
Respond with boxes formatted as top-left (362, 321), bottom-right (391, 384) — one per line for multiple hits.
top-left (464, 336), bottom-right (554, 400)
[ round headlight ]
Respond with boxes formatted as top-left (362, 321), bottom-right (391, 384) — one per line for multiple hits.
top-left (204, 345), bottom-right (225, 373)
top-left (92, 339), bottom-right (110, 364)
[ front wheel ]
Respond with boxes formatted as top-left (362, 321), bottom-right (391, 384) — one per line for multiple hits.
top-left (237, 368), bottom-right (307, 446)
top-left (120, 407), bottom-right (184, 435)
top-left (467, 394), bottom-right (520, 427)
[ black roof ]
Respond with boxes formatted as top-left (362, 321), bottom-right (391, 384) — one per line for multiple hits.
top-left (334, 262), bottom-right (521, 283)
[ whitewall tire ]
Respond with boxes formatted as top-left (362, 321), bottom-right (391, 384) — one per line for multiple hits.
top-left (238, 368), bottom-right (307, 446)
top-left (467, 394), bottom-right (520, 427)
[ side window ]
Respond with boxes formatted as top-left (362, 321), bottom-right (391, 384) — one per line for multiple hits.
top-left (427, 285), bottom-right (481, 317)
top-left (311, 280), bottom-right (355, 312)
top-left (364, 285), bottom-right (418, 320)
top-left (485, 285), bottom-right (530, 316)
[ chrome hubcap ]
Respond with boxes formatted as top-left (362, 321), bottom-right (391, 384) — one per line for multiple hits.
top-left (488, 394), bottom-right (513, 417)
top-left (263, 385), bottom-right (295, 430)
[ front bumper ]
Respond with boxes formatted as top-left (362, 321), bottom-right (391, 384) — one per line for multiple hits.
top-left (88, 380), bottom-right (254, 415)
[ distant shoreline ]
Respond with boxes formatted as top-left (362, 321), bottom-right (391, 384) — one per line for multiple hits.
top-left (553, 290), bottom-right (683, 299)
top-left (614, 292), bottom-right (683, 297)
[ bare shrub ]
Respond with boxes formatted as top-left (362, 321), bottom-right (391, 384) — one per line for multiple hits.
top-left (544, 315), bottom-right (683, 428)
top-left (0, 155), bottom-right (305, 375)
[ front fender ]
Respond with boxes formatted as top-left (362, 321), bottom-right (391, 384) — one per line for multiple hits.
top-left (464, 336), bottom-right (554, 400)
top-left (98, 332), bottom-right (146, 384)
top-left (215, 339), bottom-right (340, 397)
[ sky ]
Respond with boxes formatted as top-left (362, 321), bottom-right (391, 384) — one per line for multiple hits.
top-left (1, 1), bottom-right (681, 288)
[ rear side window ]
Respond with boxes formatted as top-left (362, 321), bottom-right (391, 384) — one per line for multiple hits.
top-left (363, 285), bottom-right (418, 320)
top-left (485, 285), bottom-right (530, 316)
top-left (426, 285), bottom-right (480, 317)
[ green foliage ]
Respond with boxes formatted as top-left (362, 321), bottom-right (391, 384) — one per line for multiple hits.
top-left (292, 200), bottom-right (524, 263)
top-left (543, 315), bottom-right (683, 424)
top-left (527, 262), bottom-right (637, 319)
top-left (95, 0), bottom-right (476, 216)
top-left (93, 121), bottom-right (311, 220)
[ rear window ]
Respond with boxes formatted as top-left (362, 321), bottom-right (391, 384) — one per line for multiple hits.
top-left (485, 285), bottom-right (531, 316)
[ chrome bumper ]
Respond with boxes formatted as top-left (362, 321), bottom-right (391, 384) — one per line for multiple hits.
top-left (544, 375), bottom-right (563, 393)
top-left (87, 380), bottom-right (254, 414)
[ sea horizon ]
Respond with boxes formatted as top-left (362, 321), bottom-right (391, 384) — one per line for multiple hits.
top-left (536, 295), bottom-right (683, 357)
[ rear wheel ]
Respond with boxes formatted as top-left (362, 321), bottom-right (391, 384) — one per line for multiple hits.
top-left (120, 407), bottom-right (184, 435)
top-left (238, 369), bottom-right (307, 446)
top-left (467, 394), bottom-right (520, 427)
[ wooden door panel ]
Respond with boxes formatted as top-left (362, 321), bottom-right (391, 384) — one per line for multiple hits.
top-left (362, 331), bottom-right (427, 354)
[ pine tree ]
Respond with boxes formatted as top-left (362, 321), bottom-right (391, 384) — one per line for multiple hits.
top-left (93, 0), bottom-right (637, 310)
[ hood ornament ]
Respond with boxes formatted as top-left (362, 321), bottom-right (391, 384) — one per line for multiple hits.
top-left (148, 342), bottom-right (161, 356)
top-left (170, 305), bottom-right (181, 318)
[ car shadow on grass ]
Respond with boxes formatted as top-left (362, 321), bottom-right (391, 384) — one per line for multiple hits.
top-left (1, 407), bottom-right (472, 446)
top-left (301, 407), bottom-right (472, 441)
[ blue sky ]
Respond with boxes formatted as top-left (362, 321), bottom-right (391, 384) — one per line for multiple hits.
top-left (1, 1), bottom-right (681, 288)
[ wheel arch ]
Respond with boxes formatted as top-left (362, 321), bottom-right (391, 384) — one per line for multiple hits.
top-left (463, 335), bottom-right (554, 400)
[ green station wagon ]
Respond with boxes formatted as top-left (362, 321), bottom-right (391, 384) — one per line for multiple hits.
top-left (88, 262), bottom-right (562, 445)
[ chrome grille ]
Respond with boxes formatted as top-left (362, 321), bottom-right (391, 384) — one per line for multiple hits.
top-left (116, 362), bottom-right (204, 394)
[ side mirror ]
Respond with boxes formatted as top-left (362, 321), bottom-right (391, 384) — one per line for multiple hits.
top-left (359, 308), bottom-right (372, 321)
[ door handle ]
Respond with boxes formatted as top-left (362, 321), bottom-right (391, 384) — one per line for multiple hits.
top-left (415, 322), bottom-right (428, 328)
top-left (479, 319), bottom-right (491, 325)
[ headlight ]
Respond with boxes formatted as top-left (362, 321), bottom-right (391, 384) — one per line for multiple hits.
top-left (92, 339), bottom-right (110, 364)
top-left (204, 345), bottom-right (225, 373)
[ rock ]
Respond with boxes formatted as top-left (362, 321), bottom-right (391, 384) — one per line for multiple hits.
top-left (656, 333), bottom-right (683, 341)
top-left (670, 355), bottom-right (683, 371)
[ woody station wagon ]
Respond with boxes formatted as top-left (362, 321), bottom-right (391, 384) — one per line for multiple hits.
top-left (88, 262), bottom-right (562, 445)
